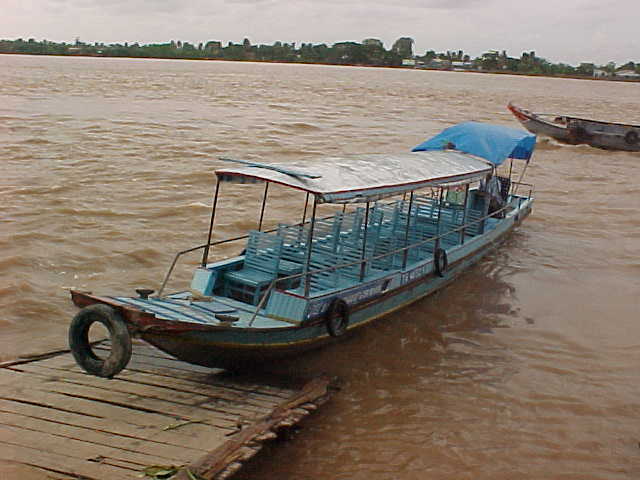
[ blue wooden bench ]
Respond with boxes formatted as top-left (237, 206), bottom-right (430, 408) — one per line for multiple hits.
top-left (223, 230), bottom-right (283, 305)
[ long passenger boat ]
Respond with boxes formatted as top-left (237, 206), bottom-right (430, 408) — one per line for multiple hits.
top-left (508, 102), bottom-right (640, 151)
top-left (69, 122), bottom-right (537, 377)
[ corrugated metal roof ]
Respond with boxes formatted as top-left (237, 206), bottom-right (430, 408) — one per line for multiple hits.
top-left (215, 151), bottom-right (492, 204)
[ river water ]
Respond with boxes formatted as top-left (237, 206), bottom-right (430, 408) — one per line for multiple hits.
top-left (1, 54), bottom-right (639, 479)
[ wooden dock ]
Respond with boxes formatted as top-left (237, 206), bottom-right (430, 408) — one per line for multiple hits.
top-left (0, 341), bottom-right (333, 480)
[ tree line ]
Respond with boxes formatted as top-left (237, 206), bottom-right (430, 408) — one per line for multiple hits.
top-left (1, 37), bottom-right (638, 78)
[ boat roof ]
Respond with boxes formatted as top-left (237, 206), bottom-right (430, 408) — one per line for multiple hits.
top-left (412, 121), bottom-right (536, 165)
top-left (216, 150), bottom-right (492, 204)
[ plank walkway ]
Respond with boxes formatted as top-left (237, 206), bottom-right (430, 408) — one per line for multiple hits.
top-left (0, 340), bottom-right (334, 480)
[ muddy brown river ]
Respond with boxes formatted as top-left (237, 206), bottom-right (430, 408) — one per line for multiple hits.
top-left (1, 54), bottom-right (639, 479)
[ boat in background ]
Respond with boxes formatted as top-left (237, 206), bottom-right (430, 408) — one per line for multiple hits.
top-left (508, 102), bottom-right (640, 151)
top-left (69, 122), bottom-right (536, 377)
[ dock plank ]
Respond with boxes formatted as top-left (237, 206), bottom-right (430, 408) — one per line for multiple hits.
top-left (37, 349), bottom-right (294, 400)
top-left (16, 362), bottom-right (276, 417)
top-left (0, 342), bottom-right (333, 479)
top-left (0, 410), bottom-right (197, 463)
top-left (0, 398), bottom-right (222, 451)
top-left (0, 422), bottom-right (179, 468)
top-left (11, 364), bottom-right (260, 425)
top-left (0, 442), bottom-right (134, 480)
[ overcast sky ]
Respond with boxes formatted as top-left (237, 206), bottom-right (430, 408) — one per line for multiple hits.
top-left (2, 0), bottom-right (638, 66)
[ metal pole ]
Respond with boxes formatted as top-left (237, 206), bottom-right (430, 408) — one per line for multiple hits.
top-left (201, 179), bottom-right (221, 267)
top-left (302, 192), bottom-right (309, 224)
top-left (303, 196), bottom-right (318, 297)
top-left (258, 182), bottom-right (269, 231)
top-left (402, 191), bottom-right (414, 269)
top-left (435, 187), bottom-right (444, 250)
top-left (513, 161), bottom-right (529, 196)
top-left (507, 157), bottom-right (514, 199)
top-left (460, 183), bottom-right (470, 245)
top-left (360, 202), bottom-right (370, 281)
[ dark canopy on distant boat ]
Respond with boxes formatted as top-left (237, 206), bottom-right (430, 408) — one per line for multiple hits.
top-left (412, 121), bottom-right (536, 165)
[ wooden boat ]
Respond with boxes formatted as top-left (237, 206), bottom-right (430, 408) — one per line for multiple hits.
top-left (508, 102), bottom-right (640, 151)
top-left (69, 122), bottom-right (537, 377)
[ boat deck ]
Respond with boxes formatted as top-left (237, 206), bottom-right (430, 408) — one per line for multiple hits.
top-left (0, 341), bottom-right (333, 479)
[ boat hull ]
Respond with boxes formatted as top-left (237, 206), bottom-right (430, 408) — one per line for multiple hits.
top-left (508, 103), bottom-right (640, 151)
top-left (130, 201), bottom-right (532, 369)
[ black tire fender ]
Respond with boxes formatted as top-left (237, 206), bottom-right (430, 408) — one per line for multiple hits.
top-left (69, 304), bottom-right (132, 378)
top-left (624, 130), bottom-right (639, 145)
top-left (434, 248), bottom-right (448, 277)
top-left (325, 298), bottom-right (349, 337)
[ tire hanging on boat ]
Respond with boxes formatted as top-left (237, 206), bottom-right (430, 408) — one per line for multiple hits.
top-left (624, 130), bottom-right (639, 145)
top-left (68, 303), bottom-right (132, 378)
top-left (434, 248), bottom-right (448, 277)
top-left (325, 298), bottom-right (349, 337)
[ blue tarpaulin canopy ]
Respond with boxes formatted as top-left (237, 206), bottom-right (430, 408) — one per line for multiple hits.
top-left (412, 121), bottom-right (536, 165)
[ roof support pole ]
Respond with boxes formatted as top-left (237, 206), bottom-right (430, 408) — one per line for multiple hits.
top-left (359, 202), bottom-right (371, 281)
top-left (258, 182), bottom-right (269, 231)
top-left (299, 192), bottom-right (310, 244)
top-left (508, 158), bottom-right (514, 187)
top-left (513, 160), bottom-right (529, 197)
top-left (402, 191), bottom-right (415, 269)
top-left (302, 192), bottom-right (309, 224)
top-left (303, 195), bottom-right (318, 298)
top-left (435, 187), bottom-right (444, 251)
top-left (460, 183), bottom-right (470, 245)
top-left (201, 179), bottom-right (221, 267)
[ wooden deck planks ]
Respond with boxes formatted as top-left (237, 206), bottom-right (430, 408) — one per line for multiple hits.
top-left (0, 342), bottom-right (334, 480)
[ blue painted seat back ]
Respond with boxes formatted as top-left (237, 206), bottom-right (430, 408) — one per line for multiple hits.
top-left (244, 230), bottom-right (283, 276)
top-left (311, 212), bottom-right (344, 253)
top-left (306, 251), bottom-right (341, 292)
top-left (464, 208), bottom-right (485, 236)
top-left (278, 223), bottom-right (307, 263)
top-left (337, 209), bottom-right (384, 280)
top-left (338, 208), bottom-right (365, 247)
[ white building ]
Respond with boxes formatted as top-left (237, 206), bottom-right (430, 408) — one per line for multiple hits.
top-left (615, 69), bottom-right (640, 79)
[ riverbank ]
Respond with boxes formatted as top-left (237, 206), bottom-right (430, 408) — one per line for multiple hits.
top-left (2, 51), bottom-right (638, 83)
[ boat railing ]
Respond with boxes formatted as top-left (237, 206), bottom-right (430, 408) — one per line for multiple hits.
top-left (157, 213), bottom-right (339, 297)
top-left (249, 196), bottom-right (532, 325)
top-left (510, 181), bottom-right (534, 198)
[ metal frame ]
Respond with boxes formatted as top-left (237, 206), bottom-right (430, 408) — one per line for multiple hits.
top-left (201, 179), bottom-right (221, 267)
top-left (258, 182), bottom-right (269, 231)
top-left (159, 176), bottom-right (535, 301)
top-left (303, 195), bottom-right (318, 297)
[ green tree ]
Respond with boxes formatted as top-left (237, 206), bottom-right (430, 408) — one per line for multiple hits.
top-left (391, 37), bottom-right (414, 58)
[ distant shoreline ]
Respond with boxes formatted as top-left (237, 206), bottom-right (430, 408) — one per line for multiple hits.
top-left (2, 51), bottom-right (639, 83)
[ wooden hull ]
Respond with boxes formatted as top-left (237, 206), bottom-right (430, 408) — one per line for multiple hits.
top-left (73, 199), bottom-right (532, 370)
top-left (508, 103), bottom-right (640, 152)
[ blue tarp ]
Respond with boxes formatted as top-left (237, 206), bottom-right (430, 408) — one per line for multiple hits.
top-left (412, 121), bottom-right (536, 165)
